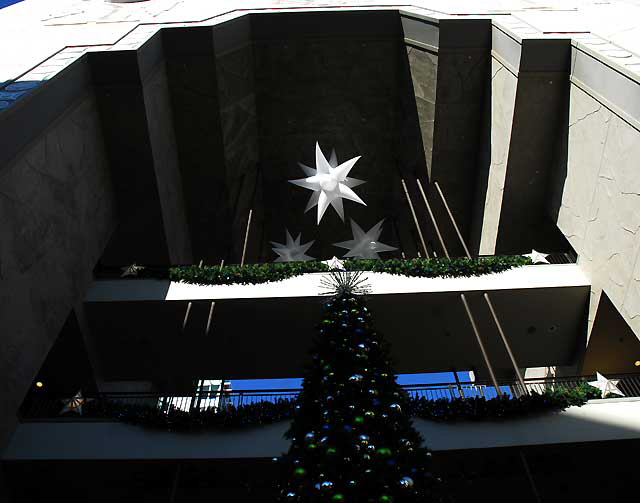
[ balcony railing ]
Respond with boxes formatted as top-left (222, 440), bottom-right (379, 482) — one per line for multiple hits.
top-left (21, 373), bottom-right (640, 421)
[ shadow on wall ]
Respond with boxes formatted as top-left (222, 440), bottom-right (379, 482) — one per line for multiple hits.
top-left (581, 291), bottom-right (640, 374)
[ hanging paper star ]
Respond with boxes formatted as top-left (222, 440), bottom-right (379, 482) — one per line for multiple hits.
top-left (59, 391), bottom-right (92, 416)
top-left (322, 256), bottom-right (346, 270)
top-left (289, 142), bottom-right (366, 224)
top-left (588, 372), bottom-right (625, 398)
top-left (334, 219), bottom-right (397, 259)
top-left (271, 230), bottom-right (315, 262)
top-left (121, 263), bottom-right (144, 277)
top-left (523, 250), bottom-right (550, 264)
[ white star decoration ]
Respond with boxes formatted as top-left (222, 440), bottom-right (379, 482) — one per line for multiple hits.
top-left (523, 250), bottom-right (550, 264)
top-left (271, 230), bottom-right (315, 262)
top-left (59, 391), bottom-right (92, 416)
top-left (588, 372), bottom-right (625, 398)
top-left (121, 263), bottom-right (144, 277)
top-left (334, 219), bottom-right (397, 259)
top-left (322, 256), bottom-right (346, 270)
top-left (289, 142), bottom-right (366, 224)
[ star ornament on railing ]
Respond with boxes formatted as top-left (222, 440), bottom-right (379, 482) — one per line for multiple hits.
top-left (588, 372), bottom-right (625, 398)
top-left (289, 142), bottom-right (366, 224)
top-left (59, 391), bottom-right (93, 416)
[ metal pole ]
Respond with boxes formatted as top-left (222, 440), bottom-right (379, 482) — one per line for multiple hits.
top-left (484, 292), bottom-right (528, 394)
top-left (401, 179), bottom-right (430, 258)
top-left (205, 260), bottom-right (225, 335)
top-left (169, 463), bottom-right (181, 503)
top-left (182, 260), bottom-right (204, 332)
top-left (520, 451), bottom-right (543, 503)
top-left (460, 293), bottom-right (502, 396)
top-left (240, 209), bottom-right (253, 266)
top-left (416, 178), bottom-right (450, 258)
top-left (434, 181), bottom-right (471, 258)
top-left (452, 368), bottom-right (465, 398)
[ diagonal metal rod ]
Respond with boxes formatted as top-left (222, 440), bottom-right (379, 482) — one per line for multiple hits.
top-left (401, 178), bottom-right (429, 258)
top-left (460, 293), bottom-right (502, 396)
top-left (520, 451), bottom-right (543, 503)
top-left (205, 260), bottom-right (225, 335)
top-left (416, 178), bottom-right (450, 258)
top-left (484, 292), bottom-right (527, 394)
top-left (241, 209), bottom-right (253, 266)
top-left (434, 181), bottom-right (471, 258)
top-left (182, 260), bottom-right (204, 332)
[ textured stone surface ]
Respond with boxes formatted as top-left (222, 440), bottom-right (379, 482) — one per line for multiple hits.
top-left (0, 94), bottom-right (117, 448)
top-left (555, 84), bottom-right (640, 340)
top-left (142, 61), bottom-right (193, 264)
top-left (478, 58), bottom-right (517, 255)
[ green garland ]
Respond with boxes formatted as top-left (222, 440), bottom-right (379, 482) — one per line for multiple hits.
top-left (62, 383), bottom-right (605, 432)
top-left (168, 256), bottom-right (531, 287)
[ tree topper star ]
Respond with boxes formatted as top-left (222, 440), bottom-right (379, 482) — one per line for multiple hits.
top-left (334, 219), bottom-right (397, 259)
top-left (322, 256), bottom-right (346, 270)
top-left (289, 142), bottom-right (366, 224)
top-left (588, 372), bottom-right (625, 398)
top-left (271, 230), bottom-right (315, 262)
top-left (523, 250), bottom-right (550, 264)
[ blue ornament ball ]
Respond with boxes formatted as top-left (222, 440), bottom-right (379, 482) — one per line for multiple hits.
top-left (399, 476), bottom-right (414, 488)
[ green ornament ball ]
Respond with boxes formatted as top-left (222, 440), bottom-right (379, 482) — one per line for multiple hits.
top-left (380, 496), bottom-right (393, 503)
top-left (354, 416), bottom-right (364, 424)
top-left (294, 467), bottom-right (306, 477)
top-left (326, 447), bottom-right (338, 455)
top-left (308, 443), bottom-right (317, 450)
top-left (331, 493), bottom-right (345, 502)
top-left (376, 447), bottom-right (392, 457)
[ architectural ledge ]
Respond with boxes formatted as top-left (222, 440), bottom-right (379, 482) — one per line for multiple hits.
top-left (6, 399), bottom-right (640, 461)
top-left (86, 264), bottom-right (590, 302)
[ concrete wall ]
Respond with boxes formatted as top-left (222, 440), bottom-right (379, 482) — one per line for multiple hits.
top-left (478, 56), bottom-right (517, 255)
top-left (7, 398), bottom-right (640, 460)
top-left (551, 45), bottom-right (640, 341)
top-left (0, 58), bottom-right (118, 449)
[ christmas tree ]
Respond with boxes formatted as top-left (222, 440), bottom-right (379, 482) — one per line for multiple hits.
top-left (277, 272), bottom-right (442, 502)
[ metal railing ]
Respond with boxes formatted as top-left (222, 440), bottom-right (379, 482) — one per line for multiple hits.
top-left (21, 373), bottom-right (640, 421)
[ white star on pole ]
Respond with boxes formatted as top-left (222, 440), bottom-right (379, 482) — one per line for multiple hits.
top-left (322, 256), bottom-right (346, 270)
top-left (334, 219), bottom-right (397, 259)
top-left (271, 230), bottom-right (315, 262)
top-left (523, 250), bottom-right (550, 264)
top-left (289, 142), bottom-right (366, 224)
top-left (588, 372), bottom-right (625, 398)
top-left (59, 391), bottom-right (93, 416)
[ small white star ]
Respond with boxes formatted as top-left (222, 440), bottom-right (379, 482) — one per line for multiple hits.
top-left (334, 219), bottom-right (397, 259)
top-left (120, 263), bottom-right (144, 277)
top-left (60, 391), bottom-right (93, 416)
top-left (322, 256), bottom-right (346, 270)
top-left (588, 372), bottom-right (625, 398)
top-left (523, 250), bottom-right (550, 264)
top-left (289, 142), bottom-right (366, 224)
top-left (271, 230), bottom-right (315, 262)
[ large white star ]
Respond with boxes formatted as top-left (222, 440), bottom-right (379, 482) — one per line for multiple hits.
top-left (588, 372), bottom-right (625, 398)
top-left (334, 219), bottom-right (397, 259)
top-left (523, 250), bottom-right (550, 264)
top-left (271, 230), bottom-right (315, 262)
top-left (289, 142), bottom-right (366, 224)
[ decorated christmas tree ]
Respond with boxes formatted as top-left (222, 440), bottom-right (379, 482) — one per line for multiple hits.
top-left (276, 272), bottom-right (442, 502)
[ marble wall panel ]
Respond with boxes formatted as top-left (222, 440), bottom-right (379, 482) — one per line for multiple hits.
top-left (556, 84), bottom-right (640, 340)
top-left (142, 62), bottom-right (193, 264)
top-left (0, 95), bottom-right (117, 448)
top-left (478, 58), bottom-right (517, 255)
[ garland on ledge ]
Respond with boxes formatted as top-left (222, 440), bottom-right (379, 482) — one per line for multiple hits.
top-left (62, 382), bottom-right (605, 432)
top-left (167, 256), bottom-right (531, 287)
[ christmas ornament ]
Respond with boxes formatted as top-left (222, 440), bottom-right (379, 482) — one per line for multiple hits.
top-left (289, 142), bottom-right (366, 224)
top-left (271, 230), bottom-right (315, 262)
top-left (334, 219), bottom-right (397, 259)
top-left (588, 372), bottom-right (625, 397)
